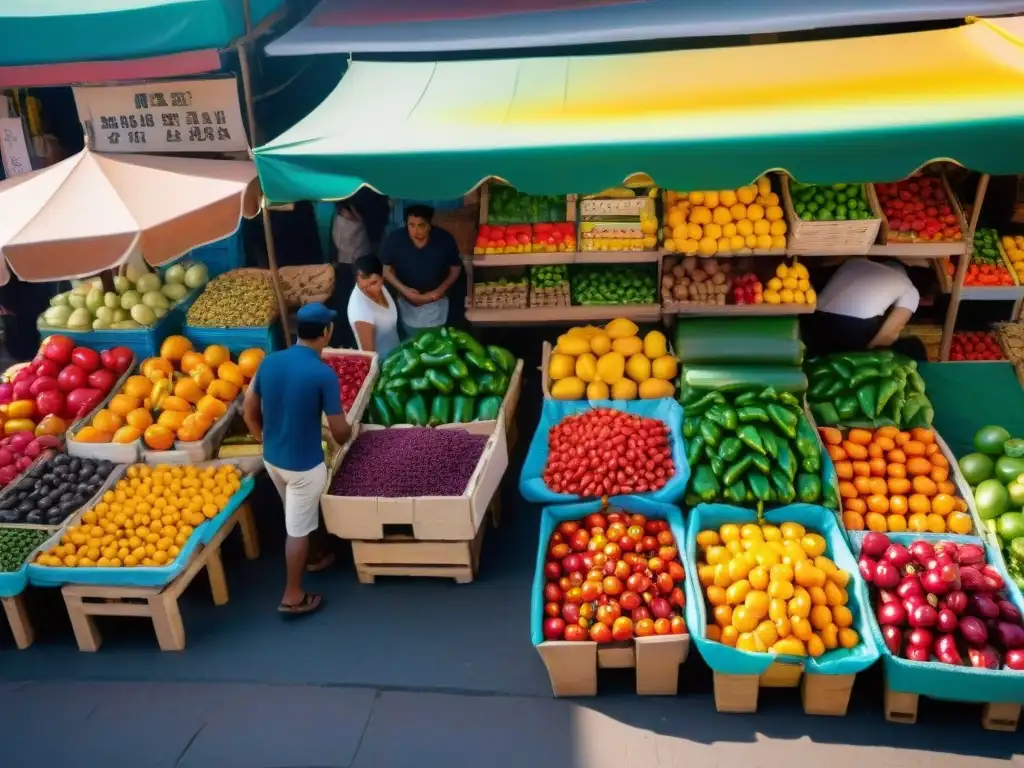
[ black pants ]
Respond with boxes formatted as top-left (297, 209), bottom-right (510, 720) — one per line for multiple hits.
top-left (801, 311), bottom-right (927, 361)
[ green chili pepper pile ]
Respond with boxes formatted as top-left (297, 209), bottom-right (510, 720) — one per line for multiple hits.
top-left (368, 327), bottom-right (517, 427)
top-left (804, 350), bottom-right (934, 429)
top-left (682, 385), bottom-right (837, 510)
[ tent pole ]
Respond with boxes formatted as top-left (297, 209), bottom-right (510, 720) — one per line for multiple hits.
top-left (940, 172), bottom-right (989, 361)
top-left (238, 36), bottom-right (291, 346)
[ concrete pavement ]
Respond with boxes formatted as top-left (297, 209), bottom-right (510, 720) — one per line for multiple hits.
top-left (1, 680), bottom-right (1021, 768)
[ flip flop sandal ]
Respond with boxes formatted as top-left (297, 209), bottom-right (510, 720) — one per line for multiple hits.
top-left (278, 593), bottom-right (323, 616)
top-left (306, 552), bottom-right (336, 573)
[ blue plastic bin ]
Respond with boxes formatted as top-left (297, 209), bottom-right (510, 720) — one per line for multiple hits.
top-left (519, 399), bottom-right (688, 505)
top-left (183, 323), bottom-right (283, 355)
top-left (39, 308), bottom-right (184, 360)
top-left (26, 475), bottom-right (255, 589)
top-left (849, 532), bottom-right (1024, 703)
top-left (0, 559), bottom-right (28, 598)
top-left (187, 231), bottom-right (246, 277)
top-left (682, 503), bottom-right (880, 677)
top-left (530, 497), bottom-right (687, 647)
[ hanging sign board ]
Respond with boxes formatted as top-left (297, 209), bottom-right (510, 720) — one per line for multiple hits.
top-left (73, 77), bottom-right (248, 153)
top-left (0, 116), bottom-right (32, 176)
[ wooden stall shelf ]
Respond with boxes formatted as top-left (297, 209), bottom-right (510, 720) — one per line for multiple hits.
top-left (1, 594), bottom-right (34, 650)
top-left (61, 501), bottom-right (258, 652)
top-left (536, 634), bottom-right (689, 697)
top-left (884, 680), bottom-right (1021, 732)
top-left (713, 662), bottom-right (856, 716)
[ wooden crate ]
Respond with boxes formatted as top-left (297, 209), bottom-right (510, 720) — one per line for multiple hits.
top-left (349, 501), bottom-right (495, 584)
top-left (322, 347), bottom-right (379, 427)
top-left (536, 634), bottom-right (689, 697)
top-left (713, 664), bottom-right (857, 716)
top-left (61, 501), bottom-right (259, 652)
top-left (321, 419), bottom-right (508, 541)
top-left (1, 593), bottom-right (34, 650)
top-left (884, 681), bottom-right (1021, 732)
top-left (876, 173), bottom-right (969, 256)
top-left (783, 177), bottom-right (883, 255)
top-left (499, 359), bottom-right (524, 451)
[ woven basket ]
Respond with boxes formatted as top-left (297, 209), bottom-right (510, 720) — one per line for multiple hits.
top-left (783, 177), bottom-right (883, 254)
top-left (279, 265), bottom-right (335, 307)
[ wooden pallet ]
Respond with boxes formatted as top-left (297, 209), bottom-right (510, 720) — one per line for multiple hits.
top-left (350, 503), bottom-right (495, 584)
top-left (713, 663), bottom-right (856, 716)
top-left (537, 635), bottom-right (690, 697)
top-left (1, 593), bottom-right (33, 650)
top-left (61, 501), bottom-right (259, 652)
top-left (884, 683), bottom-right (1021, 732)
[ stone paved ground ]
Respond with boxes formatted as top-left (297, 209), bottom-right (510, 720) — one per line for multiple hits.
top-left (1, 680), bottom-right (1022, 768)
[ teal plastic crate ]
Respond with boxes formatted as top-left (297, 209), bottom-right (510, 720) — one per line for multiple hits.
top-left (849, 532), bottom-right (1024, 704)
top-left (39, 308), bottom-right (183, 359)
top-left (183, 322), bottom-right (283, 355)
top-left (187, 231), bottom-right (246, 277)
top-left (682, 503), bottom-right (880, 677)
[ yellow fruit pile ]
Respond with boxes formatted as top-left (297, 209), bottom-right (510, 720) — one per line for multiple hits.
top-left (75, 337), bottom-right (265, 451)
top-left (548, 318), bottom-right (677, 401)
top-left (696, 521), bottom-right (861, 656)
top-left (663, 176), bottom-right (788, 257)
top-left (34, 462), bottom-right (243, 568)
top-left (763, 262), bottom-right (816, 306)
top-left (1001, 235), bottom-right (1024, 283)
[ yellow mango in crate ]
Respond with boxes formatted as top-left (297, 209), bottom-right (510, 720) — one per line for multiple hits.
top-left (548, 353), bottom-right (576, 380)
top-left (587, 381), bottom-right (609, 400)
top-left (588, 331), bottom-right (611, 356)
top-left (555, 334), bottom-right (590, 356)
top-left (626, 353), bottom-right (651, 383)
top-left (611, 378), bottom-right (638, 399)
top-left (612, 336), bottom-right (644, 357)
top-left (551, 377), bottom-right (586, 400)
top-left (605, 318), bottom-right (639, 340)
top-left (567, 325), bottom-right (603, 338)
top-left (575, 353), bottom-right (598, 383)
top-left (644, 330), bottom-right (668, 359)
top-left (596, 352), bottom-right (625, 385)
top-left (639, 378), bottom-right (675, 399)
top-left (652, 355), bottom-right (679, 381)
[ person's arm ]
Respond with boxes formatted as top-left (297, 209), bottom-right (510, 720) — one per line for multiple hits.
top-left (868, 307), bottom-right (913, 349)
top-left (353, 321), bottom-right (376, 352)
top-left (382, 265), bottom-right (425, 304)
top-left (321, 368), bottom-right (352, 442)
top-left (242, 373), bottom-right (264, 443)
top-left (425, 233), bottom-right (463, 301)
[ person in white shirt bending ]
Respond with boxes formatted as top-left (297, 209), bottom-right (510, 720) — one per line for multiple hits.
top-left (347, 255), bottom-right (400, 360)
top-left (804, 258), bottom-right (926, 359)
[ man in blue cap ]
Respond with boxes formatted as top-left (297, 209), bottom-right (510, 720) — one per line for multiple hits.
top-left (243, 302), bottom-right (351, 615)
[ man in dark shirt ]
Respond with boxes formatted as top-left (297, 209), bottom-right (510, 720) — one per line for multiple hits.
top-left (380, 204), bottom-right (462, 336)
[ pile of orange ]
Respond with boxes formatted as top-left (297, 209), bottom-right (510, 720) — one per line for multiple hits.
top-left (74, 336), bottom-right (265, 450)
top-left (34, 462), bottom-right (243, 568)
top-left (822, 426), bottom-right (973, 535)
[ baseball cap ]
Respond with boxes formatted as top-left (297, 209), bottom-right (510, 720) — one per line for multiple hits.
top-left (296, 302), bottom-right (337, 325)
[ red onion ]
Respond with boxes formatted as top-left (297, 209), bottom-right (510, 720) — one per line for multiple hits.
top-left (878, 601), bottom-right (906, 626)
top-left (882, 625), bottom-right (903, 655)
top-left (944, 590), bottom-right (968, 616)
top-left (968, 593), bottom-right (1000, 620)
top-left (997, 599), bottom-right (1022, 623)
top-left (982, 565), bottom-right (1006, 591)
top-left (933, 634), bottom-right (963, 665)
top-left (967, 645), bottom-right (1001, 669)
top-left (861, 532), bottom-right (891, 559)
top-left (885, 544), bottom-right (912, 569)
top-left (954, 543), bottom-right (985, 566)
top-left (959, 616), bottom-right (989, 646)
top-left (936, 608), bottom-right (959, 633)
top-left (958, 566), bottom-right (987, 592)
top-left (993, 621), bottom-right (1024, 650)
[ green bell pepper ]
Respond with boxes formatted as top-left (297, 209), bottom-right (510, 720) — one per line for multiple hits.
top-left (723, 454), bottom-right (754, 487)
top-left (371, 395), bottom-right (394, 427)
top-left (776, 443), bottom-right (798, 481)
top-left (748, 471), bottom-right (775, 502)
top-left (410, 376), bottom-right (432, 392)
top-left (452, 396), bottom-right (476, 423)
top-left (687, 435), bottom-right (706, 467)
top-left (795, 417), bottom-right (820, 460)
top-left (476, 396), bottom-right (503, 421)
top-left (779, 392), bottom-right (801, 409)
top-left (465, 350), bottom-right (498, 374)
top-left (421, 349), bottom-right (458, 367)
top-left (404, 394), bottom-right (429, 426)
top-left (737, 425), bottom-right (765, 455)
top-left (692, 465), bottom-right (721, 503)
top-left (683, 416), bottom-right (702, 440)
top-left (383, 390), bottom-right (405, 420)
top-left (738, 406), bottom-right (770, 424)
top-left (855, 383), bottom-right (879, 420)
top-left (383, 377), bottom-right (410, 392)
top-left (459, 378), bottom-right (480, 397)
top-left (796, 473), bottom-right (822, 503)
top-left (425, 369), bottom-right (455, 395)
top-left (706, 404), bottom-right (739, 431)
top-left (766, 404), bottom-right (798, 439)
top-left (700, 420), bottom-right (722, 449)
top-left (450, 329), bottom-right (487, 358)
top-left (486, 345), bottom-right (517, 374)
top-left (724, 479), bottom-right (749, 504)
top-left (718, 437), bottom-right (743, 463)
top-left (750, 452), bottom-right (772, 475)
top-left (447, 359), bottom-right (470, 380)
top-left (769, 468), bottom-right (796, 503)
top-left (429, 395), bottom-right (453, 426)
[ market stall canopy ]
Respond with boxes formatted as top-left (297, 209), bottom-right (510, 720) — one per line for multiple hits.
top-left (266, 0), bottom-right (1024, 56)
top-left (0, 149), bottom-right (261, 285)
top-left (0, 0), bottom-right (286, 68)
top-left (254, 17), bottom-right (1024, 203)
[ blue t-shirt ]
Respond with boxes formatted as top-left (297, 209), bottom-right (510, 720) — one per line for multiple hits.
top-left (252, 345), bottom-right (342, 472)
top-left (380, 227), bottom-right (462, 293)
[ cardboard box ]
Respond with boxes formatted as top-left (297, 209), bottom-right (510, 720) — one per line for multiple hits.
top-left (320, 419), bottom-right (508, 541)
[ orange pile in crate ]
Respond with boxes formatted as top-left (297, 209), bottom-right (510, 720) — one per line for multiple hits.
top-left (75, 337), bottom-right (264, 450)
top-left (821, 426), bottom-right (972, 535)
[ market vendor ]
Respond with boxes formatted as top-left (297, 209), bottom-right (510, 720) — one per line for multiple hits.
top-left (380, 204), bottom-right (462, 336)
top-left (243, 302), bottom-right (352, 617)
top-left (347, 255), bottom-right (400, 358)
top-left (803, 258), bottom-right (927, 360)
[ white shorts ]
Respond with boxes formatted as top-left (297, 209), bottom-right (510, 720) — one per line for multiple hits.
top-left (265, 461), bottom-right (328, 538)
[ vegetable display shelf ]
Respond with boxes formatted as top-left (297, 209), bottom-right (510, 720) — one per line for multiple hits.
top-left (466, 304), bottom-right (662, 325)
top-left (182, 322), bottom-right (283, 356)
top-left (935, 248), bottom-right (1024, 302)
top-left (320, 419), bottom-right (508, 543)
top-left (322, 348), bottom-right (379, 429)
top-left (875, 173), bottom-right (970, 258)
top-left (531, 497), bottom-right (690, 697)
top-left (683, 503), bottom-right (879, 715)
top-left (472, 250), bottom-right (660, 268)
top-left (850, 534), bottom-right (1024, 732)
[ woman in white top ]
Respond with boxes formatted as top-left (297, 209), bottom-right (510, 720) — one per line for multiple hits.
top-left (347, 255), bottom-right (400, 359)
top-left (803, 258), bottom-right (926, 359)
